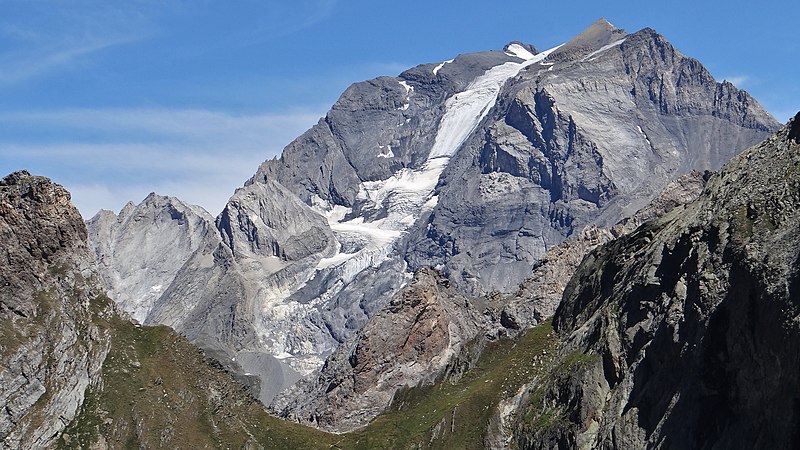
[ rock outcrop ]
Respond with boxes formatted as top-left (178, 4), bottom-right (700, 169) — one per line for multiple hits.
top-left (405, 19), bottom-right (778, 295)
top-left (497, 169), bottom-right (711, 333)
top-left (0, 171), bottom-right (113, 449)
top-left (273, 268), bottom-right (485, 432)
top-left (516, 114), bottom-right (800, 449)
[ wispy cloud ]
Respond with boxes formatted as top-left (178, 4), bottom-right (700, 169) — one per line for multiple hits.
top-left (0, 36), bottom-right (142, 85)
top-left (211, 0), bottom-right (339, 48)
top-left (0, 107), bottom-right (324, 217)
top-left (0, 1), bottom-right (155, 85)
top-left (722, 75), bottom-right (749, 88)
top-left (0, 1), bottom-right (341, 84)
top-left (300, 0), bottom-right (338, 30)
top-left (0, 108), bottom-right (323, 144)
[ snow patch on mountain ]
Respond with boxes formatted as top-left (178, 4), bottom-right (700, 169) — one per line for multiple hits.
top-left (429, 43), bottom-right (562, 159)
top-left (399, 80), bottom-right (413, 93)
top-left (583, 38), bottom-right (626, 61)
top-left (505, 43), bottom-right (537, 59)
top-left (314, 44), bottom-right (565, 280)
top-left (432, 58), bottom-right (454, 75)
top-left (377, 145), bottom-right (395, 158)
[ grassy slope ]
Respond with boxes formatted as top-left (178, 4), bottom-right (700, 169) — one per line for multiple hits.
top-left (348, 322), bottom-right (559, 449)
top-left (60, 301), bottom-right (561, 449)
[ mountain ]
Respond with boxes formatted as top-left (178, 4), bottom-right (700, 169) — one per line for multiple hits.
top-left (87, 194), bottom-right (217, 324)
top-left (3, 41), bottom-right (798, 450)
top-left (515, 114), bottom-right (800, 449)
top-left (0, 171), bottom-right (113, 449)
top-left (270, 169), bottom-right (711, 432)
top-left (0, 171), bottom-right (344, 449)
top-left (87, 19), bottom-right (780, 408)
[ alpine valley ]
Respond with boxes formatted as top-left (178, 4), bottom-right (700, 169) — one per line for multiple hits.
top-left (2, 19), bottom-right (797, 449)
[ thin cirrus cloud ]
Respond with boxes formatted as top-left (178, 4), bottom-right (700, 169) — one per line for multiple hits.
top-left (215, 0), bottom-right (339, 48)
top-left (0, 2), bottom-right (155, 85)
top-left (0, 0), bottom-right (340, 84)
top-left (0, 107), bottom-right (325, 217)
top-left (722, 75), bottom-right (749, 88)
top-left (0, 35), bottom-right (144, 85)
top-left (2, 108), bottom-right (323, 143)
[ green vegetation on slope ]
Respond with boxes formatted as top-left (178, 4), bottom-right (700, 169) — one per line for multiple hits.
top-left (60, 310), bottom-right (561, 449)
top-left (58, 297), bottom-right (335, 450)
top-left (347, 322), bottom-right (559, 449)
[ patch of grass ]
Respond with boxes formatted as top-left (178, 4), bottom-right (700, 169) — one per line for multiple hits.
top-left (529, 406), bottom-right (565, 430)
top-left (732, 205), bottom-right (754, 242)
top-left (88, 294), bottom-right (113, 316)
top-left (60, 313), bottom-right (339, 450)
top-left (515, 348), bottom-right (600, 443)
top-left (0, 318), bottom-right (27, 359)
top-left (33, 290), bottom-right (53, 323)
top-left (345, 320), bottom-right (559, 449)
top-left (560, 349), bottom-right (598, 372)
top-left (60, 316), bottom-right (562, 449)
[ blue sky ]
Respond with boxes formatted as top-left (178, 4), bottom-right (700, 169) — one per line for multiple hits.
top-left (1, 0), bottom-right (797, 217)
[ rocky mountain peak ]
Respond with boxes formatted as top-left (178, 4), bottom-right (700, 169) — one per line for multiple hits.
top-left (0, 170), bottom-right (87, 264)
top-left (546, 17), bottom-right (627, 63)
top-left (0, 169), bottom-right (31, 185)
top-left (85, 21), bottom-right (781, 417)
top-left (217, 179), bottom-right (336, 262)
top-left (86, 192), bottom-right (218, 324)
top-left (504, 41), bottom-right (539, 58)
top-left (1, 171), bottom-right (112, 449)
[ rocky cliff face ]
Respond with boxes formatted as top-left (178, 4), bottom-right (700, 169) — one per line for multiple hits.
top-left (0, 171), bottom-right (346, 449)
top-left (0, 171), bottom-right (113, 449)
top-left (405, 20), bottom-right (777, 295)
top-left (87, 194), bottom-right (217, 324)
top-left (498, 169), bottom-right (711, 332)
top-left (87, 19), bottom-right (780, 412)
top-left (516, 114), bottom-right (800, 449)
top-left (272, 268), bottom-right (486, 432)
top-left (273, 167), bottom-right (710, 433)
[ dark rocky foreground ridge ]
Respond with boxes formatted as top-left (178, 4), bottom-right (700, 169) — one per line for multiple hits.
top-left (0, 171), bottom-right (112, 449)
top-left (516, 114), bottom-right (800, 449)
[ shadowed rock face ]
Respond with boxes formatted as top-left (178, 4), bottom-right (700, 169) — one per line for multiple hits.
top-left (517, 116), bottom-right (800, 449)
top-left (87, 20), bottom-right (780, 414)
top-left (0, 171), bottom-right (113, 449)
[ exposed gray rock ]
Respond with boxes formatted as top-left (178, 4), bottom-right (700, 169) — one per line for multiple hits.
top-left (272, 268), bottom-right (485, 432)
top-left (219, 179), bottom-right (336, 262)
top-left (515, 114), bottom-right (800, 449)
top-left (276, 164), bottom-right (710, 434)
top-left (0, 171), bottom-right (113, 450)
top-left (87, 193), bottom-right (216, 323)
top-left (247, 49), bottom-right (517, 207)
top-left (497, 169), bottom-right (711, 334)
top-left (405, 19), bottom-right (779, 295)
